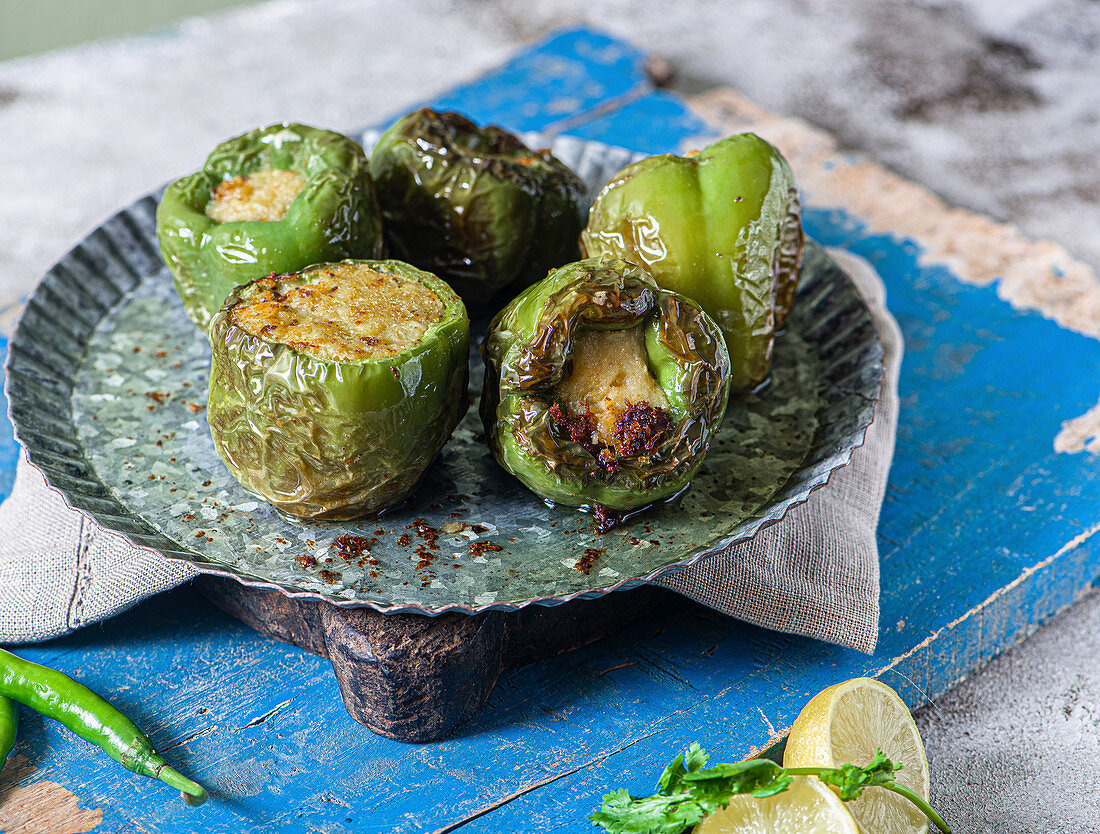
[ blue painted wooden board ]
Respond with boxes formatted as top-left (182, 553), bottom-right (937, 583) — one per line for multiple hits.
top-left (3, 26), bottom-right (1100, 833)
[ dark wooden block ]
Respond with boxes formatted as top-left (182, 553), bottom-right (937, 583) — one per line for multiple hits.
top-left (197, 576), bottom-right (669, 741)
top-left (321, 606), bottom-right (506, 743)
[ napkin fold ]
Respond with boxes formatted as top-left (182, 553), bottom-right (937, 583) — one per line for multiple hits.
top-left (0, 249), bottom-right (898, 653)
top-left (653, 250), bottom-right (899, 653)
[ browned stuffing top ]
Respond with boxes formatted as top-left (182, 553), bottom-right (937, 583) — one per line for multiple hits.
top-left (230, 263), bottom-right (444, 361)
top-left (207, 169), bottom-right (306, 223)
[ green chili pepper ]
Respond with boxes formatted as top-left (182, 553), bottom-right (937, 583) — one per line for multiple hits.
top-left (581, 132), bottom-right (803, 392)
top-left (0, 648), bottom-right (206, 805)
top-left (369, 108), bottom-right (586, 307)
top-left (207, 259), bottom-right (469, 520)
top-left (481, 257), bottom-right (729, 522)
top-left (0, 695), bottom-right (17, 774)
top-left (157, 122), bottom-right (384, 329)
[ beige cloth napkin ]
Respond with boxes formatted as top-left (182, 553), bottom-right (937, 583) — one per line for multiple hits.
top-left (654, 250), bottom-right (899, 653)
top-left (0, 249), bottom-right (898, 653)
top-left (0, 463), bottom-right (196, 644)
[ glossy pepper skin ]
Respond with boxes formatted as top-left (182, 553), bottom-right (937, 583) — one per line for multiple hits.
top-left (481, 257), bottom-right (730, 514)
top-left (581, 133), bottom-right (803, 392)
top-left (0, 648), bottom-right (206, 804)
top-left (0, 695), bottom-right (16, 775)
top-left (369, 108), bottom-right (585, 308)
top-left (157, 123), bottom-right (384, 329)
top-left (207, 260), bottom-right (469, 520)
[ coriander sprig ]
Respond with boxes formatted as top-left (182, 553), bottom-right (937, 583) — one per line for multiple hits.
top-left (589, 743), bottom-right (950, 834)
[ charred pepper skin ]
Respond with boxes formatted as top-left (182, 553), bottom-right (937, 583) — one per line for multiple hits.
top-left (369, 108), bottom-right (586, 307)
top-left (581, 132), bottom-right (803, 392)
top-left (207, 260), bottom-right (469, 520)
top-left (481, 257), bottom-right (730, 513)
top-left (157, 122), bottom-right (384, 329)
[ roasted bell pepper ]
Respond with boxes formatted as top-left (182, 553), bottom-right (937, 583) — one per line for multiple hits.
top-left (207, 259), bottom-right (468, 520)
top-left (157, 123), bottom-right (384, 328)
top-left (481, 257), bottom-right (730, 520)
top-left (369, 108), bottom-right (585, 308)
top-left (581, 133), bottom-right (803, 392)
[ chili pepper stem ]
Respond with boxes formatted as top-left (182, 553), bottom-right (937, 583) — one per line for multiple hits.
top-left (156, 764), bottom-right (208, 806)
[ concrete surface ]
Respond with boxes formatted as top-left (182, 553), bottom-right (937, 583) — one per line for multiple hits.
top-left (916, 593), bottom-right (1100, 832)
top-left (4, 0), bottom-right (1100, 829)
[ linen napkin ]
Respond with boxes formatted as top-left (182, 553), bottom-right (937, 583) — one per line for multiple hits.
top-left (653, 249), bottom-right (899, 653)
top-left (0, 249), bottom-right (898, 653)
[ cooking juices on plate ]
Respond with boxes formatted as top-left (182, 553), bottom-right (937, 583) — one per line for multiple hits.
top-left (155, 112), bottom-right (804, 527)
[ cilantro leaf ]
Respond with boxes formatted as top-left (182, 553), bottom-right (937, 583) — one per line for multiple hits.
top-left (681, 759), bottom-right (791, 805)
top-left (683, 743), bottom-right (709, 774)
top-left (588, 787), bottom-right (705, 834)
top-left (591, 744), bottom-right (951, 834)
top-left (657, 742), bottom-right (708, 796)
top-left (655, 753), bottom-right (687, 798)
top-left (809, 749), bottom-right (900, 800)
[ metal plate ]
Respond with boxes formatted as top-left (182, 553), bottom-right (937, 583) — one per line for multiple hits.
top-left (5, 135), bottom-right (882, 614)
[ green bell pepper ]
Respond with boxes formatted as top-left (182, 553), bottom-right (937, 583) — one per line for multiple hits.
top-left (207, 259), bottom-right (469, 520)
top-left (157, 123), bottom-right (384, 329)
top-left (581, 132), bottom-right (803, 392)
top-left (481, 257), bottom-right (730, 521)
top-left (369, 108), bottom-right (585, 308)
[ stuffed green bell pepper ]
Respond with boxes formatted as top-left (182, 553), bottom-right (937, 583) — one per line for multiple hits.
top-left (481, 257), bottom-right (730, 523)
top-left (157, 123), bottom-right (384, 329)
top-left (369, 108), bottom-right (585, 308)
top-left (581, 132), bottom-right (803, 392)
top-left (207, 259), bottom-right (468, 520)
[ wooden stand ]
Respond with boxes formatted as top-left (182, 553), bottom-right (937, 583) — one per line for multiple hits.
top-left (196, 576), bottom-right (669, 742)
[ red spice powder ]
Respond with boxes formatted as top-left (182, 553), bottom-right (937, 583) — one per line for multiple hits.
top-left (332, 533), bottom-right (371, 562)
top-left (468, 542), bottom-right (503, 558)
top-left (574, 547), bottom-right (605, 575)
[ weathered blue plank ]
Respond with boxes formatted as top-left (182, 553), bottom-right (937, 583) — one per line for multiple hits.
top-left (9, 590), bottom-right (828, 833)
top-left (388, 26), bottom-right (651, 134)
top-left (812, 218), bottom-right (1100, 675)
top-left (559, 89), bottom-right (712, 154)
top-left (4, 26), bottom-right (1100, 834)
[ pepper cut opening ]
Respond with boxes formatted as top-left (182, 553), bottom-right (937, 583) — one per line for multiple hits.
top-left (206, 168), bottom-right (306, 223)
top-left (229, 263), bottom-right (445, 362)
top-left (552, 327), bottom-right (672, 457)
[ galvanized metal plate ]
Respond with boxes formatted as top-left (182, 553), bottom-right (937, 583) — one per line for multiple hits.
top-left (6, 136), bottom-right (882, 613)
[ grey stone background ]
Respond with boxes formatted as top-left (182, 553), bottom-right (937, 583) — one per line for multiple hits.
top-left (4, 1), bottom-right (1100, 830)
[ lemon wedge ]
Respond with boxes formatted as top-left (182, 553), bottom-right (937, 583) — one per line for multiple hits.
top-left (783, 677), bottom-right (930, 834)
top-left (694, 775), bottom-right (859, 834)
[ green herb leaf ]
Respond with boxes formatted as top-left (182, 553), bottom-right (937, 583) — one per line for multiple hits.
top-left (588, 788), bottom-right (706, 834)
top-left (813, 748), bottom-right (900, 801)
top-left (655, 754), bottom-right (687, 798)
top-left (591, 744), bottom-right (951, 834)
top-left (683, 743), bottom-right (709, 774)
top-left (681, 759), bottom-right (791, 805)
